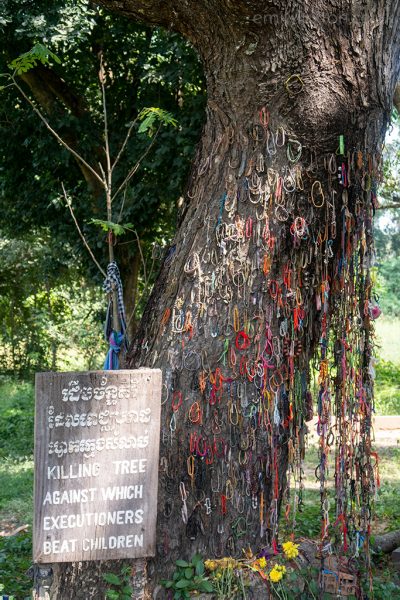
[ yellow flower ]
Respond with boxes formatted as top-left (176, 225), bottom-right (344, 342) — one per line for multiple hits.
top-left (206, 557), bottom-right (239, 572)
top-left (275, 565), bottom-right (286, 573)
top-left (205, 560), bottom-right (217, 571)
top-left (269, 566), bottom-right (284, 583)
top-left (282, 541), bottom-right (299, 560)
top-left (257, 556), bottom-right (267, 569)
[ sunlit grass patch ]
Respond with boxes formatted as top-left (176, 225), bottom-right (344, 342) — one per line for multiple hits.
top-left (374, 361), bottom-right (400, 415)
top-left (0, 458), bottom-right (33, 526)
top-left (375, 317), bottom-right (400, 363)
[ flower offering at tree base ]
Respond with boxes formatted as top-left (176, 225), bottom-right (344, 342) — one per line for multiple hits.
top-left (269, 564), bottom-right (287, 583)
top-left (282, 541), bottom-right (299, 560)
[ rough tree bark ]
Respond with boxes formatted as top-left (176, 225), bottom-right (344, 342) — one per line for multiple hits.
top-left (53, 1), bottom-right (400, 598)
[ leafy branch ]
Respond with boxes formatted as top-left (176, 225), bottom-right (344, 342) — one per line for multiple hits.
top-left (2, 44), bottom-right (178, 331)
top-left (138, 106), bottom-right (177, 135)
top-left (90, 219), bottom-right (134, 237)
top-left (8, 43), bottom-right (61, 74)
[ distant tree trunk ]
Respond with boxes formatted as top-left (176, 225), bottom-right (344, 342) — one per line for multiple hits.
top-left (45, 281), bottom-right (58, 371)
top-left (52, 0), bottom-right (400, 597)
top-left (9, 297), bottom-right (17, 377)
top-left (120, 251), bottom-right (141, 341)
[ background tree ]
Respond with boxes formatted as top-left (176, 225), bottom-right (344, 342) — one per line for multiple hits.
top-left (0, 0), bottom-right (205, 347)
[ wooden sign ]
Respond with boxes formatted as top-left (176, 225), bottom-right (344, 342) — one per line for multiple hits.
top-left (33, 369), bottom-right (161, 563)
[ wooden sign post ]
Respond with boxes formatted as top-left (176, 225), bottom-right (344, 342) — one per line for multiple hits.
top-left (34, 369), bottom-right (161, 564)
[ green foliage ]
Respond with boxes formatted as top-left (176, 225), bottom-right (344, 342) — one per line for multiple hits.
top-left (8, 43), bottom-right (60, 73)
top-left (374, 360), bottom-right (400, 415)
top-left (0, 378), bottom-right (34, 458)
top-left (0, 532), bottom-right (32, 599)
top-left (103, 566), bottom-right (133, 600)
top-left (284, 488), bottom-right (321, 539)
top-left (0, 378), bottom-right (34, 527)
top-left (374, 114), bottom-right (400, 324)
top-left (372, 445), bottom-right (400, 533)
top-left (0, 585), bottom-right (15, 600)
top-left (0, 3), bottom-right (205, 348)
top-left (161, 554), bottom-right (214, 599)
top-left (0, 1), bottom-right (205, 280)
top-left (0, 457), bottom-right (33, 527)
top-left (0, 230), bottom-right (105, 376)
top-left (138, 107), bottom-right (177, 136)
top-left (372, 580), bottom-right (400, 600)
top-left (365, 554), bottom-right (400, 600)
top-left (379, 116), bottom-right (400, 207)
top-left (295, 567), bottom-right (319, 599)
top-left (90, 219), bottom-right (134, 236)
top-left (374, 476), bottom-right (400, 532)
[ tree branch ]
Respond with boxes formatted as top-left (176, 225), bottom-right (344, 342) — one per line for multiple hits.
top-left (96, 0), bottom-right (272, 30)
top-left (377, 203), bottom-right (400, 210)
top-left (111, 116), bottom-right (139, 174)
top-left (62, 183), bottom-right (107, 278)
top-left (111, 125), bottom-right (161, 202)
top-left (96, 0), bottom-right (179, 29)
top-left (95, 0), bottom-right (251, 44)
top-left (372, 529), bottom-right (400, 554)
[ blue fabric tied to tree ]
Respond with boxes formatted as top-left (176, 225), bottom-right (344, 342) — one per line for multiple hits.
top-left (104, 330), bottom-right (125, 369)
top-left (103, 261), bottom-right (129, 370)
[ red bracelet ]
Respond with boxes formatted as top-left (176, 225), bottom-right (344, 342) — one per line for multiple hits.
top-left (196, 436), bottom-right (207, 457)
top-left (172, 391), bottom-right (183, 412)
top-left (213, 438), bottom-right (226, 459)
top-left (235, 330), bottom-right (251, 350)
top-left (221, 494), bottom-right (227, 516)
top-left (205, 445), bottom-right (214, 465)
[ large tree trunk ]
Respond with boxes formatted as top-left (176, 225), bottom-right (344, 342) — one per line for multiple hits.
top-left (52, 1), bottom-right (400, 597)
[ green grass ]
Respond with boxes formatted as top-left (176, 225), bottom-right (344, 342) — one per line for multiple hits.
top-left (0, 377), bottom-right (34, 526)
top-left (0, 378), bottom-right (34, 598)
top-left (0, 532), bottom-right (32, 600)
top-left (375, 317), bottom-right (400, 363)
top-left (373, 446), bottom-right (400, 532)
top-left (0, 458), bottom-right (33, 526)
top-left (372, 317), bottom-right (400, 415)
top-left (0, 377), bottom-right (34, 459)
top-left (375, 360), bottom-right (400, 415)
